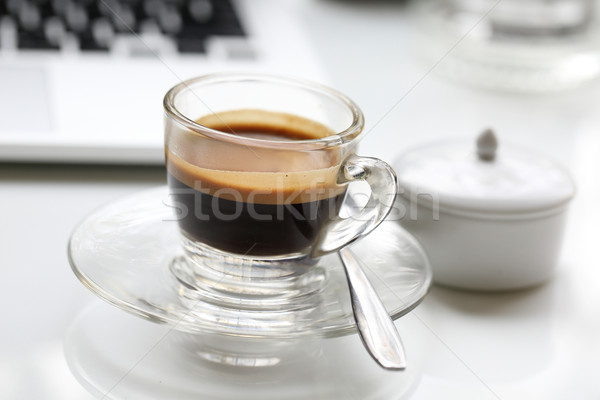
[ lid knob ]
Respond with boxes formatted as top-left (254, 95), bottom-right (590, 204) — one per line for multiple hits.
top-left (477, 128), bottom-right (498, 162)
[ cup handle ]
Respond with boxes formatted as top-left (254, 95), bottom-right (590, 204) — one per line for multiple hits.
top-left (314, 154), bottom-right (398, 257)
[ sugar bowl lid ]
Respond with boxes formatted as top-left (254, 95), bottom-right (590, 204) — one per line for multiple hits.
top-left (393, 130), bottom-right (576, 215)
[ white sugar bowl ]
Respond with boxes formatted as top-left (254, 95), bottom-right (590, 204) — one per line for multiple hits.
top-left (393, 131), bottom-right (575, 291)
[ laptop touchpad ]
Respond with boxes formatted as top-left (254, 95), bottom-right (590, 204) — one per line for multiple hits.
top-left (0, 66), bottom-right (53, 133)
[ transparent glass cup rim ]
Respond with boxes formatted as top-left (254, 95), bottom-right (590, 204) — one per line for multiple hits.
top-left (163, 73), bottom-right (365, 150)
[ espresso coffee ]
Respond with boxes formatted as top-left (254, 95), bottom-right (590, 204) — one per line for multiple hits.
top-left (166, 110), bottom-right (346, 256)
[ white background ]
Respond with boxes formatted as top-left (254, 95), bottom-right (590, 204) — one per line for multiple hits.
top-left (1, 1), bottom-right (599, 399)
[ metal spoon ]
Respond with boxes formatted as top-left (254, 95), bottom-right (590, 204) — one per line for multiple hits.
top-left (338, 246), bottom-right (406, 370)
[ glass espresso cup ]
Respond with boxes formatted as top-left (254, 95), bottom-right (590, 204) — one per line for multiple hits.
top-left (164, 74), bottom-right (396, 285)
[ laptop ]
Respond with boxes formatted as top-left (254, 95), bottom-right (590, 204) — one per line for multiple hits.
top-left (0, 0), bottom-right (327, 165)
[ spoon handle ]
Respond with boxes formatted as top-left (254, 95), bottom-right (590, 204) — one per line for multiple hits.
top-left (338, 247), bottom-right (407, 370)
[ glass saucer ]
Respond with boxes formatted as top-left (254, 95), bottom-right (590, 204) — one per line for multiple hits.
top-left (68, 186), bottom-right (431, 339)
top-left (65, 301), bottom-right (426, 400)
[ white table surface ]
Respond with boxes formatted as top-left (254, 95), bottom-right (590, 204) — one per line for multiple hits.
top-left (1, 1), bottom-right (599, 399)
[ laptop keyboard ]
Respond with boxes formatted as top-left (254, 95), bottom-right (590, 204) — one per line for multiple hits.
top-left (0, 0), bottom-right (245, 53)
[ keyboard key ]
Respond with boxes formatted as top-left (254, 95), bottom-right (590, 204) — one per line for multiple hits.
top-left (143, 0), bottom-right (162, 18)
top-left (111, 4), bottom-right (137, 32)
top-left (44, 16), bottom-right (64, 46)
top-left (51, 0), bottom-right (68, 15)
top-left (158, 6), bottom-right (181, 34)
top-left (189, 0), bottom-right (212, 24)
top-left (91, 17), bottom-right (114, 47)
top-left (7, 0), bottom-right (21, 15)
top-left (65, 2), bottom-right (88, 32)
top-left (19, 1), bottom-right (42, 31)
top-left (97, 0), bottom-right (120, 18)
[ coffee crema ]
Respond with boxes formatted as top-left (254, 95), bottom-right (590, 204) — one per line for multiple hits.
top-left (166, 109), bottom-right (347, 256)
